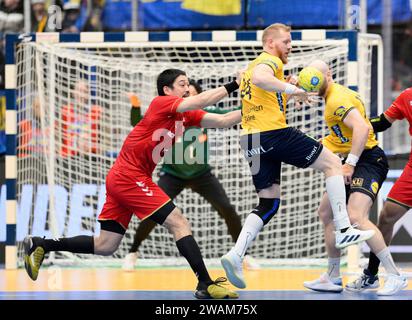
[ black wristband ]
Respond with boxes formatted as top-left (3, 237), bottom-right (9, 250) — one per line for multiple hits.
top-left (224, 80), bottom-right (239, 95)
top-left (369, 113), bottom-right (392, 133)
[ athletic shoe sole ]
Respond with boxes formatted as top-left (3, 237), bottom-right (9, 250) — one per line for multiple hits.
top-left (303, 283), bottom-right (343, 293)
top-left (335, 232), bottom-right (375, 249)
top-left (23, 237), bottom-right (33, 279)
top-left (221, 256), bottom-right (246, 289)
top-left (377, 280), bottom-right (408, 296)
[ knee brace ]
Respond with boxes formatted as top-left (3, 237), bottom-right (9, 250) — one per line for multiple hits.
top-left (251, 198), bottom-right (280, 225)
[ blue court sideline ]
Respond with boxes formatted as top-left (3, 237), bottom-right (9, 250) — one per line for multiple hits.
top-left (1, 290), bottom-right (411, 300)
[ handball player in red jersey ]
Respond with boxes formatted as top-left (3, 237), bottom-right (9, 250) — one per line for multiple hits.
top-left (348, 87), bottom-right (412, 291)
top-left (23, 69), bottom-right (242, 299)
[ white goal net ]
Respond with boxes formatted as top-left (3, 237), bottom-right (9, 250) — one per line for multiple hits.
top-left (14, 36), bottom-right (373, 267)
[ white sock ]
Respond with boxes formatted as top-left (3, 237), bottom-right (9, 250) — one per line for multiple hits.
top-left (327, 257), bottom-right (341, 278)
top-left (325, 175), bottom-right (351, 231)
top-left (376, 248), bottom-right (399, 275)
top-left (233, 213), bottom-right (263, 259)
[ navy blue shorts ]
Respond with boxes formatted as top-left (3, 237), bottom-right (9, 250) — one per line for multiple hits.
top-left (345, 146), bottom-right (389, 202)
top-left (240, 127), bottom-right (323, 192)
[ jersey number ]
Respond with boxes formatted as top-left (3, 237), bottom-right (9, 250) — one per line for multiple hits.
top-left (241, 78), bottom-right (252, 100)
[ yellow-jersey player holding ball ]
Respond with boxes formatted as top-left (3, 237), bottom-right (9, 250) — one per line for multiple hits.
top-left (220, 23), bottom-right (375, 290)
top-left (240, 51), bottom-right (288, 133)
top-left (302, 60), bottom-right (407, 296)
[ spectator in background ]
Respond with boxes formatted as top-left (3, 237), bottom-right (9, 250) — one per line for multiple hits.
top-left (58, 79), bottom-right (105, 228)
top-left (18, 96), bottom-right (48, 183)
top-left (0, 0), bottom-right (23, 89)
top-left (62, 0), bottom-right (103, 32)
top-left (0, 0), bottom-right (24, 33)
top-left (31, 0), bottom-right (49, 32)
top-left (61, 1), bottom-right (80, 32)
top-left (59, 79), bottom-right (103, 158)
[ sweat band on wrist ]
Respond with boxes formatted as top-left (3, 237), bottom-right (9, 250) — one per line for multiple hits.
top-left (284, 83), bottom-right (297, 95)
top-left (345, 153), bottom-right (359, 166)
top-left (224, 80), bottom-right (239, 95)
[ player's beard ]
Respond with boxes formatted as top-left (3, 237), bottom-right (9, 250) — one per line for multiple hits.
top-left (280, 50), bottom-right (290, 64)
top-left (319, 80), bottom-right (328, 96)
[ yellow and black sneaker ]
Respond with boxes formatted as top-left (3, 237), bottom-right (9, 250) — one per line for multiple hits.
top-left (194, 277), bottom-right (239, 299)
top-left (23, 236), bottom-right (45, 281)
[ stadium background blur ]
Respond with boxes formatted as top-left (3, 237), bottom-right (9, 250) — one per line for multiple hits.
top-left (0, 0), bottom-right (411, 265)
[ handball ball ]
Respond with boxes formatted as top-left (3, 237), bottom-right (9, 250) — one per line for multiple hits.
top-left (298, 67), bottom-right (324, 92)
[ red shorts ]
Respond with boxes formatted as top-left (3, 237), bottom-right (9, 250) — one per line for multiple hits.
top-left (98, 169), bottom-right (173, 231)
top-left (387, 162), bottom-right (412, 208)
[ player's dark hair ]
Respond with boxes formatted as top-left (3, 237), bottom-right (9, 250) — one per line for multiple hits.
top-left (188, 79), bottom-right (203, 94)
top-left (157, 69), bottom-right (187, 96)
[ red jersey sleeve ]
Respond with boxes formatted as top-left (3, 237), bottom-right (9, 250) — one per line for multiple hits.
top-left (183, 109), bottom-right (207, 127)
top-left (152, 95), bottom-right (184, 115)
top-left (385, 89), bottom-right (409, 120)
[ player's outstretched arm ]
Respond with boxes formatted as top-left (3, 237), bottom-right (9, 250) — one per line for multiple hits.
top-left (200, 110), bottom-right (242, 128)
top-left (369, 113), bottom-right (395, 133)
top-left (252, 64), bottom-right (289, 92)
top-left (177, 86), bottom-right (230, 112)
top-left (176, 78), bottom-right (240, 113)
top-left (252, 64), bottom-right (314, 100)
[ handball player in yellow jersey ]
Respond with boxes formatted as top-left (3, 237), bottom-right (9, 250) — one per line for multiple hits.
top-left (221, 23), bottom-right (375, 289)
top-left (303, 60), bottom-right (407, 296)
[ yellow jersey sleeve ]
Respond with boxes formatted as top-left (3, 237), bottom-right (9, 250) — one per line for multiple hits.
top-left (258, 59), bottom-right (280, 74)
top-left (323, 84), bottom-right (378, 154)
top-left (330, 103), bottom-right (355, 123)
top-left (240, 52), bottom-right (288, 135)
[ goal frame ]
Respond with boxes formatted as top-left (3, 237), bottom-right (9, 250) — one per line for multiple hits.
top-left (4, 29), bottom-right (377, 269)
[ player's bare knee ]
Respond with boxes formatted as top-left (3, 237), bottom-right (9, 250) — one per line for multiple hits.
top-left (163, 208), bottom-right (191, 234)
top-left (93, 230), bottom-right (123, 256)
top-left (94, 237), bottom-right (119, 256)
top-left (314, 149), bottom-right (342, 176)
top-left (379, 206), bottom-right (398, 226)
top-left (347, 210), bottom-right (365, 226)
top-left (324, 153), bottom-right (342, 176)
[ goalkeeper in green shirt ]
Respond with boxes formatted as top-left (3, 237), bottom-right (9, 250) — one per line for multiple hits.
top-left (123, 80), bottom-right (260, 271)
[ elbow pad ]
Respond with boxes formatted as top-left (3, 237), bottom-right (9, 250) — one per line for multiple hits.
top-left (369, 113), bottom-right (392, 133)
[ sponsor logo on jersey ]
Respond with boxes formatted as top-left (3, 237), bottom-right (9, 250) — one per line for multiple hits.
top-left (351, 177), bottom-right (364, 188)
top-left (136, 181), bottom-right (153, 196)
top-left (334, 106), bottom-right (347, 117)
top-left (370, 180), bottom-right (379, 194)
top-left (305, 145), bottom-right (318, 161)
top-left (244, 146), bottom-right (273, 157)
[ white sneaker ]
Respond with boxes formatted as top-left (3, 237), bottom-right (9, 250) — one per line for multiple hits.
top-left (377, 274), bottom-right (408, 296)
top-left (335, 226), bottom-right (375, 249)
top-left (345, 269), bottom-right (380, 292)
top-left (243, 255), bottom-right (261, 270)
top-left (303, 273), bottom-right (343, 293)
top-left (122, 252), bottom-right (138, 271)
top-left (221, 249), bottom-right (246, 289)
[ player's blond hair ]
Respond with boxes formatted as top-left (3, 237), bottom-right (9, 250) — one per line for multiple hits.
top-left (262, 23), bottom-right (291, 45)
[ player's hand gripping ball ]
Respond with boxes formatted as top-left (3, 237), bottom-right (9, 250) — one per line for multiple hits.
top-left (298, 67), bottom-right (324, 92)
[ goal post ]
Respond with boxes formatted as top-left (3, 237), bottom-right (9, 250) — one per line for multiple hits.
top-left (5, 30), bottom-right (381, 269)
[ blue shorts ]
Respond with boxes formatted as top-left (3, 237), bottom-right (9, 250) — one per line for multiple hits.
top-left (345, 146), bottom-right (389, 202)
top-left (240, 127), bottom-right (323, 192)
